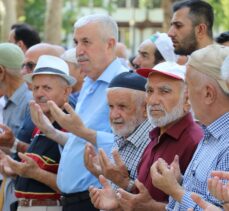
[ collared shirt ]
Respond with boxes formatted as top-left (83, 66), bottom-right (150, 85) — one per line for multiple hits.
top-left (111, 119), bottom-right (152, 189)
top-left (57, 59), bottom-right (128, 193)
top-left (167, 112), bottom-right (229, 211)
top-left (137, 113), bottom-right (203, 202)
top-left (3, 83), bottom-right (32, 136)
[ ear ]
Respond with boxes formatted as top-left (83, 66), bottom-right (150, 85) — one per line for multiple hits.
top-left (142, 101), bottom-right (148, 118)
top-left (16, 40), bottom-right (27, 52)
top-left (107, 38), bottom-right (116, 50)
top-left (203, 84), bottom-right (216, 105)
top-left (0, 66), bottom-right (6, 81)
top-left (64, 86), bottom-right (73, 101)
top-left (183, 91), bottom-right (191, 113)
top-left (195, 23), bottom-right (208, 39)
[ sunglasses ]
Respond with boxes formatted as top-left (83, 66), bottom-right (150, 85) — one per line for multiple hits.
top-left (22, 62), bottom-right (36, 70)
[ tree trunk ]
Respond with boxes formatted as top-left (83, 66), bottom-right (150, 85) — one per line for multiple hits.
top-left (16, 0), bottom-right (25, 19)
top-left (161, 0), bottom-right (172, 32)
top-left (0, 0), bottom-right (5, 41)
top-left (2, 0), bottom-right (17, 41)
top-left (44, 0), bottom-right (62, 45)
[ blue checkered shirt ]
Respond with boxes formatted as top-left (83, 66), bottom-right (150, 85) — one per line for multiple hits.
top-left (167, 112), bottom-right (229, 210)
top-left (111, 119), bottom-right (152, 189)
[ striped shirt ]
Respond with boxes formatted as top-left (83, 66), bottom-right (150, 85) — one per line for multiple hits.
top-left (167, 112), bottom-right (229, 210)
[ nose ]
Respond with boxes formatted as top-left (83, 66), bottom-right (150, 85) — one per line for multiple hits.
top-left (33, 88), bottom-right (44, 100)
top-left (168, 26), bottom-right (175, 38)
top-left (110, 107), bottom-right (121, 120)
top-left (146, 92), bottom-right (160, 106)
top-left (76, 43), bottom-right (85, 56)
top-left (133, 55), bottom-right (141, 68)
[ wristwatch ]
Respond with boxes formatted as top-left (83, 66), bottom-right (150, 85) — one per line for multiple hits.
top-left (10, 139), bottom-right (19, 153)
top-left (126, 179), bottom-right (135, 192)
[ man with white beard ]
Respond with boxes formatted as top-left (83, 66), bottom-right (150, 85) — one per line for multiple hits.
top-left (84, 71), bottom-right (152, 190)
top-left (89, 62), bottom-right (203, 211)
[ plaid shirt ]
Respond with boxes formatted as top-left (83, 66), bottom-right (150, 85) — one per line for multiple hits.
top-left (167, 112), bottom-right (229, 211)
top-left (111, 119), bottom-right (152, 189)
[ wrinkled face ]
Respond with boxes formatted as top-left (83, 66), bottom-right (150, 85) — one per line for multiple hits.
top-left (107, 88), bottom-right (145, 138)
top-left (146, 74), bottom-right (185, 127)
top-left (32, 75), bottom-right (69, 114)
top-left (185, 65), bottom-right (204, 121)
top-left (168, 7), bottom-right (198, 55)
top-left (133, 40), bottom-right (157, 69)
top-left (74, 22), bottom-right (111, 80)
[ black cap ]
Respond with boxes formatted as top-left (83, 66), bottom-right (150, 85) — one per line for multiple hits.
top-left (109, 71), bottom-right (146, 91)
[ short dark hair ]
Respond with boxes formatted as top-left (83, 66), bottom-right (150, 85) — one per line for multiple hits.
top-left (216, 31), bottom-right (229, 44)
top-left (173, 0), bottom-right (214, 38)
top-left (11, 23), bottom-right (41, 49)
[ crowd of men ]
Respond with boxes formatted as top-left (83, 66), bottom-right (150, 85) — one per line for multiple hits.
top-left (0, 0), bottom-right (229, 211)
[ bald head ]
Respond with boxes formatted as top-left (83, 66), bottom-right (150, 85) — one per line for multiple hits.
top-left (115, 42), bottom-right (128, 59)
top-left (21, 43), bottom-right (65, 76)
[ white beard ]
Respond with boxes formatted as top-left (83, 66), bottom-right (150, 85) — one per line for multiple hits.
top-left (147, 96), bottom-right (185, 127)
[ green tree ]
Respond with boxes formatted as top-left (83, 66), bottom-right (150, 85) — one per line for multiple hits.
top-left (207, 0), bottom-right (229, 32)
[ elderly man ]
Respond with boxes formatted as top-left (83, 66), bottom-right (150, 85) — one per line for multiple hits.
top-left (89, 62), bottom-right (203, 211)
top-left (84, 71), bottom-right (151, 190)
top-left (30, 14), bottom-right (128, 211)
top-left (0, 43), bottom-right (67, 154)
top-left (151, 44), bottom-right (229, 210)
top-left (0, 43), bottom-right (32, 211)
top-left (133, 33), bottom-right (176, 69)
top-left (0, 43), bottom-right (32, 137)
top-left (168, 0), bottom-right (213, 55)
top-left (1, 55), bottom-right (75, 211)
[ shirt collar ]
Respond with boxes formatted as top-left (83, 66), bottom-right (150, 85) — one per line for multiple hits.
top-left (126, 119), bottom-right (151, 147)
top-left (205, 112), bottom-right (229, 140)
top-left (115, 119), bottom-right (151, 148)
top-left (4, 83), bottom-right (28, 108)
top-left (97, 58), bottom-right (126, 83)
top-left (149, 112), bottom-right (194, 142)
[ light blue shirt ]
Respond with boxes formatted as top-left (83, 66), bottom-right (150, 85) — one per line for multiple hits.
top-left (3, 83), bottom-right (32, 136)
top-left (57, 59), bottom-right (128, 193)
top-left (167, 112), bottom-right (229, 210)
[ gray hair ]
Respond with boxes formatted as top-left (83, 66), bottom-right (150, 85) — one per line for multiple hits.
top-left (74, 14), bottom-right (118, 41)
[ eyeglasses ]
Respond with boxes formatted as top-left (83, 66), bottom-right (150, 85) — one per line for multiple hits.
top-left (22, 62), bottom-right (36, 71)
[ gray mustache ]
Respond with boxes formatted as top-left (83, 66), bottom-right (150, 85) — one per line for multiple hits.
top-left (36, 96), bottom-right (48, 103)
top-left (77, 56), bottom-right (88, 62)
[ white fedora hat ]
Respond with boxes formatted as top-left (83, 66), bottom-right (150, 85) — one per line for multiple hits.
top-left (24, 55), bottom-right (76, 86)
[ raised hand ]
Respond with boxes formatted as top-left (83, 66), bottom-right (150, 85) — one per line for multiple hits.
top-left (30, 100), bottom-right (55, 136)
top-left (84, 143), bottom-right (102, 177)
top-left (48, 101), bottom-right (96, 144)
top-left (188, 193), bottom-right (221, 211)
top-left (6, 152), bottom-right (39, 178)
top-left (0, 124), bottom-right (15, 148)
top-left (117, 179), bottom-right (163, 211)
top-left (99, 148), bottom-right (130, 189)
top-left (89, 175), bottom-right (119, 210)
top-left (150, 158), bottom-right (184, 202)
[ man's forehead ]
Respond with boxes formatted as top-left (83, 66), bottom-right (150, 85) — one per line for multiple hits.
top-left (147, 75), bottom-right (182, 87)
top-left (171, 7), bottom-right (190, 23)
